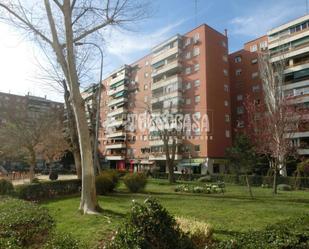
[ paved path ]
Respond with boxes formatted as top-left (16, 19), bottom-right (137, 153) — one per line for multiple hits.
top-left (11, 174), bottom-right (77, 185)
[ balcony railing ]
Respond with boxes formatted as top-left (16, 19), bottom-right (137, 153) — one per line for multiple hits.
top-left (151, 46), bottom-right (180, 65)
top-left (107, 107), bottom-right (127, 117)
top-left (106, 142), bottom-right (126, 149)
top-left (151, 90), bottom-right (183, 104)
top-left (107, 97), bottom-right (127, 107)
top-left (151, 74), bottom-right (182, 91)
top-left (107, 85), bottom-right (128, 96)
top-left (151, 60), bottom-right (182, 78)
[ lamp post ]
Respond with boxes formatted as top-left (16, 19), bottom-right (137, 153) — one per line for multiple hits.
top-left (75, 42), bottom-right (103, 174)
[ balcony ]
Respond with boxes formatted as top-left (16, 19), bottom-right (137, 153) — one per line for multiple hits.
top-left (107, 85), bottom-right (128, 96)
top-left (149, 138), bottom-right (182, 147)
top-left (151, 90), bottom-right (183, 104)
top-left (268, 29), bottom-right (309, 49)
top-left (107, 107), bottom-right (127, 117)
top-left (271, 43), bottom-right (309, 62)
top-left (105, 155), bottom-right (126, 160)
top-left (285, 62), bottom-right (309, 74)
top-left (109, 73), bottom-right (127, 87)
top-left (298, 149), bottom-right (309, 155)
top-left (151, 46), bottom-right (180, 65)
top-left (106, 119), bottom-right (126, 128)
top-left (106, 142), bottom-right (126, 149)
top-left (149, 153), bottom-right (182, 161)
top-left (106, 130), bottom-right (126, 138)
top-left (151, 60), bottom-right (182, 78)
top-left (107, 97), bottom-right (127, 107)
top-left (151, 75), bottom-right (182, 91)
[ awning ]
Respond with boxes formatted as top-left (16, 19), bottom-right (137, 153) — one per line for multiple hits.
top-left (177, 162), bottom-right (201, 167)
top-left (113, 90), bottom-right (126, 98)
top-left (110, 79), bottom-right (125, 88)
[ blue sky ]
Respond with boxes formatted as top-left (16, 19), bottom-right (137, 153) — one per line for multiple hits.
top-left (0, 0), bottom-right (307, 101)
top-left (103, 0), bottom-right (307, 75)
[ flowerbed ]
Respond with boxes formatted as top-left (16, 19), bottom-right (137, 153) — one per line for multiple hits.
top-left (175, 182), bottom-right (225, 194)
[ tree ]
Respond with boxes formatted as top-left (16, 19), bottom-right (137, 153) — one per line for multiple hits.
top-left (225, 134), bottom-right (258, 198)
top-left (245, 53), bottom-right (302, 195)
top-left (0, 0), bottom-right (150, 214)
top-left (0, 112), bottom-right (65, 181)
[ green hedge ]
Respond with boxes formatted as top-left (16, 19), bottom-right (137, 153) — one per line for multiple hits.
top-left (15, 179), bottom-right (81, 201)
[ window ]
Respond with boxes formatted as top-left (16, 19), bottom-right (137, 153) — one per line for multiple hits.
top-left (185, 37), bottom-right (191, 46)
top-left (144, 72), bottom-right (149, 78)
top-left (193, 47), bottom-right (200, 56)
top-left (193, 112), bottom-right (201, 120)
top-left (194, 64), bottom-right (200, 72)
top-left (237, 120), bottom-right (244, 128)
top-left (144, 96), bottom-right (148, 102)
top-left (251, 58), bottom-right (258, 64)
top-left (237, 94), bottom-right (243, 101)
top-left (225, 130), bottom-right (230, 138)
top-left (252, 85), bottom-right (260, 92)
top-left (195, 95), bottom-right (200, 103)
top-left (259, 41), bottom-right (267, 50)
top-left (185, 67), bottom-right (191, 75)
top-left (223, 55), bottom-right (228, 62)
top-left (237, 106), bottom-right (244, 114)
top-left (224, 84), bottom-right (229, 92)
top-left (223, 69), bottom-right (228, 76)
top-left (222, 41), bottom-right (227, 47)
top-left (225, 114), bottom-right (230, 122)
top-left (144, 84), bottom-right (148, 90)
top-left (252, 72), bottom-right (259, 79)
top-left (186, 98), bottom-right (191, 105)
top-left (250, 44), bottom-right (257, 52)
top-left (185, 82), bottom-right (191, 90)
top-left (185, 51), bottom-right (191, 59)
top-left (194, 145), bottom-right (200, 152)
top-left (194, 79), bottom-right (200, 87)
top-left (234, 56), bottom-right (242, 63)
top-left (145, 61), bottom-right (149, 66)
top-left (236, 69), bottom-right (242, 76)
top-left (224, 100), bottom-right (229, 106)
top-left (142, 135), bottom-right (147, 141)
top-left (193, 33), bottom-right (200, 43)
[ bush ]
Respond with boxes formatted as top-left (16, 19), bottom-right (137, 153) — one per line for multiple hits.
top-left (43, 232), bottom-right (82, 249)
top-left (123, 173), bottom-right (147, 193)
top-left (277, 184), bottom-right (292, 191)
top-left (49, 171), bottom-right (59, 181)
top-left (15, 179), bottom-right (81, 201)
top-left (96, 170), bottom-right (119, 195)
top-left (0, 197), bottom-right (54, 248)
top-left (212, 214), bottom-right (309, 249)
top-left (106, 198), bottom-right (194, 249)
top-left (176, 217), bottom-right (213, 249)
top-left (0, 179), bottom-right (14, 195)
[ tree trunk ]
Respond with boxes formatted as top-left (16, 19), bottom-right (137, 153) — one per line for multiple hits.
top-left (29, 149), bottom-right (36, 182)
top-left (245, 174), bottom-right (253, 199)
top-left (273, 168), bottom-right (278, 195)
top-left (73, 150), bottom-right (82, 179)
top-left (167, 160), bottom-right (175, 184)
top-left (62, 0), bottom-right (99, 214)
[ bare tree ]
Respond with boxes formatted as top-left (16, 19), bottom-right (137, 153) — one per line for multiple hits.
top-left (0, 112), bottom-right (64, 181)
top-left (0, 0), bottom-right (150, 214)
top-left (245, 52), bottom-right (302, 195)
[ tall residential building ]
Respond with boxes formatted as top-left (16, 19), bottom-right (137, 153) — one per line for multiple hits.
top-left (229, 14), bottom-right (309, 156)
top-left (99, 24), bottom-right (232, 174)
top-left (268, 14), bottom-right (309, 156)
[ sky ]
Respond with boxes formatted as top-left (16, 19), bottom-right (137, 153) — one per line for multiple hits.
top-left (0, 0), bottom-right (307, 102)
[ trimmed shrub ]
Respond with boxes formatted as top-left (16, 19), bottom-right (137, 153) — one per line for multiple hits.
top-left (0, 197), bottom-right (54, 248)
top-left (277, 184), bottom-right (292, 191)
top-left (106, 198), bottom-right (194, 249)
top-left (176, 217), bottom-right (213, 249)
top-left (0, 179), bottom-right (14, 195)
top-left (43, 232), bottom-right (82, 249)
top-left (49, 171), bottom-right (59, 181)
top-left (123, 173), bottom-right (147, 193)
top-left (212, 214), bottom-right (309, 249)
top-left (15, 179), bottom-right (81, 201)
top-left (175, 183), bottom-right (225, 194)
top-left (96, 170), bottom-right (119, 195)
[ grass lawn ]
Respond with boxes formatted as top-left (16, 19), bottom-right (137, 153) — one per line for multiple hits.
top-left (42, 179), bottom-right (309, 248)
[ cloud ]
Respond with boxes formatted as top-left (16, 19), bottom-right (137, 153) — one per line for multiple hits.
top-left (103, 19), bottom-right (186, 63)
top-left (229, 2), bottom-right (305, 37)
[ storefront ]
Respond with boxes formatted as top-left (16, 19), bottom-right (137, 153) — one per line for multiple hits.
top-left (176, 158), bottom-right (206, 174)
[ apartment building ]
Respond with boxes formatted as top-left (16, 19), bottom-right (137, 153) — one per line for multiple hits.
top-left (229, 14), bottom-right (309, 156)
top-left (99, 24), bottom-right (232, 174)
top-left (229, 36), bottom-right (268, 136)
top-left (268, 14), bottom-right (309, 155)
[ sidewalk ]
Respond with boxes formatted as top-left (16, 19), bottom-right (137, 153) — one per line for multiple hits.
top-left (11, 174), bottom-right (77, 186)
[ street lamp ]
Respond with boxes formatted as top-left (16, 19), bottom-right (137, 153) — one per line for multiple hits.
top-left (75, 42), bottom-right (103, 174)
